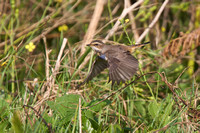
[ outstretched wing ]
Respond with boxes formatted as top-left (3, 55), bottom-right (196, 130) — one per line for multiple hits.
top-left (106, 51), bottom-right (138, 85)
top-left (77, 56), bottom-right (108, 88)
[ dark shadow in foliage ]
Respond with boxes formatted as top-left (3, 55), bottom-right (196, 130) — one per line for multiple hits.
top-left (83, 99), bottom-right (111, 130)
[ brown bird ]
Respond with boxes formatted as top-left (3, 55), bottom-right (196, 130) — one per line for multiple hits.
top-left (78, 40), bottom-right (149, 87)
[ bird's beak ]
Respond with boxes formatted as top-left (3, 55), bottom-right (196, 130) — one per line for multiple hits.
top-left (86, 44), bottom-right (90, 46)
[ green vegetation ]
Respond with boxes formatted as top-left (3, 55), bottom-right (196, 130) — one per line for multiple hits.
top-left (0, 0), bottom-right (200, 132)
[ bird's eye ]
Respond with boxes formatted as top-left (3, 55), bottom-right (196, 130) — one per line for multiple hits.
top-left (94, 44), bottom-right (98, 46)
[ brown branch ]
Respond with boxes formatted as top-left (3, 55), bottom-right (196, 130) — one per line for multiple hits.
top-left (105, 0), bottom-right (144, 40)
top-left (127, 0), bottom-right (139, 40)
top-left (136, 0), bottom-right (169, 43)
top-left (153, 121), bottom-right (200, 133)
top-left (23, 105), bottom-right (54, 133)
top-left (80, 0), bottom-right (107, 55)
top-left (77, 0), bottom-right (106, 75)
top-left (50, 38), bottom-right (68, 89)
top-left (42, 36), bottom-right (51, 92)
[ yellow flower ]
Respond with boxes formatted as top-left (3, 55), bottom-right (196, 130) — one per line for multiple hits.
top-left (161, 27), bottom-right (166, 32)
top-left (58, 24), bottom-right (68, 32)
top-left (125, 19), bottom-right (130, 23)
top-left (55, 0), bottom-right (62, 3)
top-left (25, 42), bottom-right (36, 52)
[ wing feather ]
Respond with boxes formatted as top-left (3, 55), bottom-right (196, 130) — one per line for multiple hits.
top-left (106, 50), bottom-right (138, 85)
top-left (77, 56), bottom-right (108, 88)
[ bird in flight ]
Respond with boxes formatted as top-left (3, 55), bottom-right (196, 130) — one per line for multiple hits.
top-left (78, 40), bottom-right (149, 87)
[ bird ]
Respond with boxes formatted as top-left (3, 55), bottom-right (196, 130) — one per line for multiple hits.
top-left (77, 40), bottom-right (149, 87)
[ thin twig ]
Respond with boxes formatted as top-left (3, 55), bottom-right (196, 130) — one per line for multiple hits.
top-left (34, 38), bottom-right (67, 112)
top-left (105, 0), bottom-right (144, 40)
top-left (43, 36), bottom-right (51, 91)
top-left (50, 38), bottom-right (68, 89)
top-left (127, 0), bottom-right (139, 41)
top-left (136, 0), bottom-right (169, 43)
top-left (153, 121), bottom-right (200, 133)
top-left (174, 67), bottom-right (189, 85)
top-left (54, 38), bottom-right (68, 75)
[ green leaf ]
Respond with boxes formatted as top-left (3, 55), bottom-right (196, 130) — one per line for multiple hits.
top-left (87, 117), bottom-right (99, 130)
top-left (47, 94), bottom-right (81, 122)
top-left (11, 111), bottom-right (24, 133)
top-left (149, 5), bottom-right (157, 12)
top-left (143, 0), bottom-right (149, 5)
top-left (108, 124), bottom-right (123, 133)
top-left (148, 101), bottom-right (159, 118)
top-left (0, 121), bottom-right (9, 133)
top-left (134, 100), bottom-right (146, 117)
top-left (76, 47), bottom-right (91, 69)
top-left (160, 95), bottom-right (174, 126)
top-left (82, 118), bottom-right (95, 132)
top-left (0, 98), bottom-right (9, 117)
top-left (0, 99), bottom-right (10, 132)
top-left (83, 99), bottom-right (111, 130)
top-left (85, 99), bottom-right (111, 112)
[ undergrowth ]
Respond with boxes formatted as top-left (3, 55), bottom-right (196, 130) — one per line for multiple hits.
top-left (0, 0), bottom-right (200, 132)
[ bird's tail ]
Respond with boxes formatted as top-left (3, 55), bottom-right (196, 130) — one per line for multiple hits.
top-left (130, 42), bottom-right (150, 52)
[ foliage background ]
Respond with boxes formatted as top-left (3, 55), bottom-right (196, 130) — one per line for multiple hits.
top-left (0, 0), bottom-right (200, 132)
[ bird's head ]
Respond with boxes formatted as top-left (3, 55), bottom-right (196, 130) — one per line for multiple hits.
top-left (87, 40), bottom-right (105, 53)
